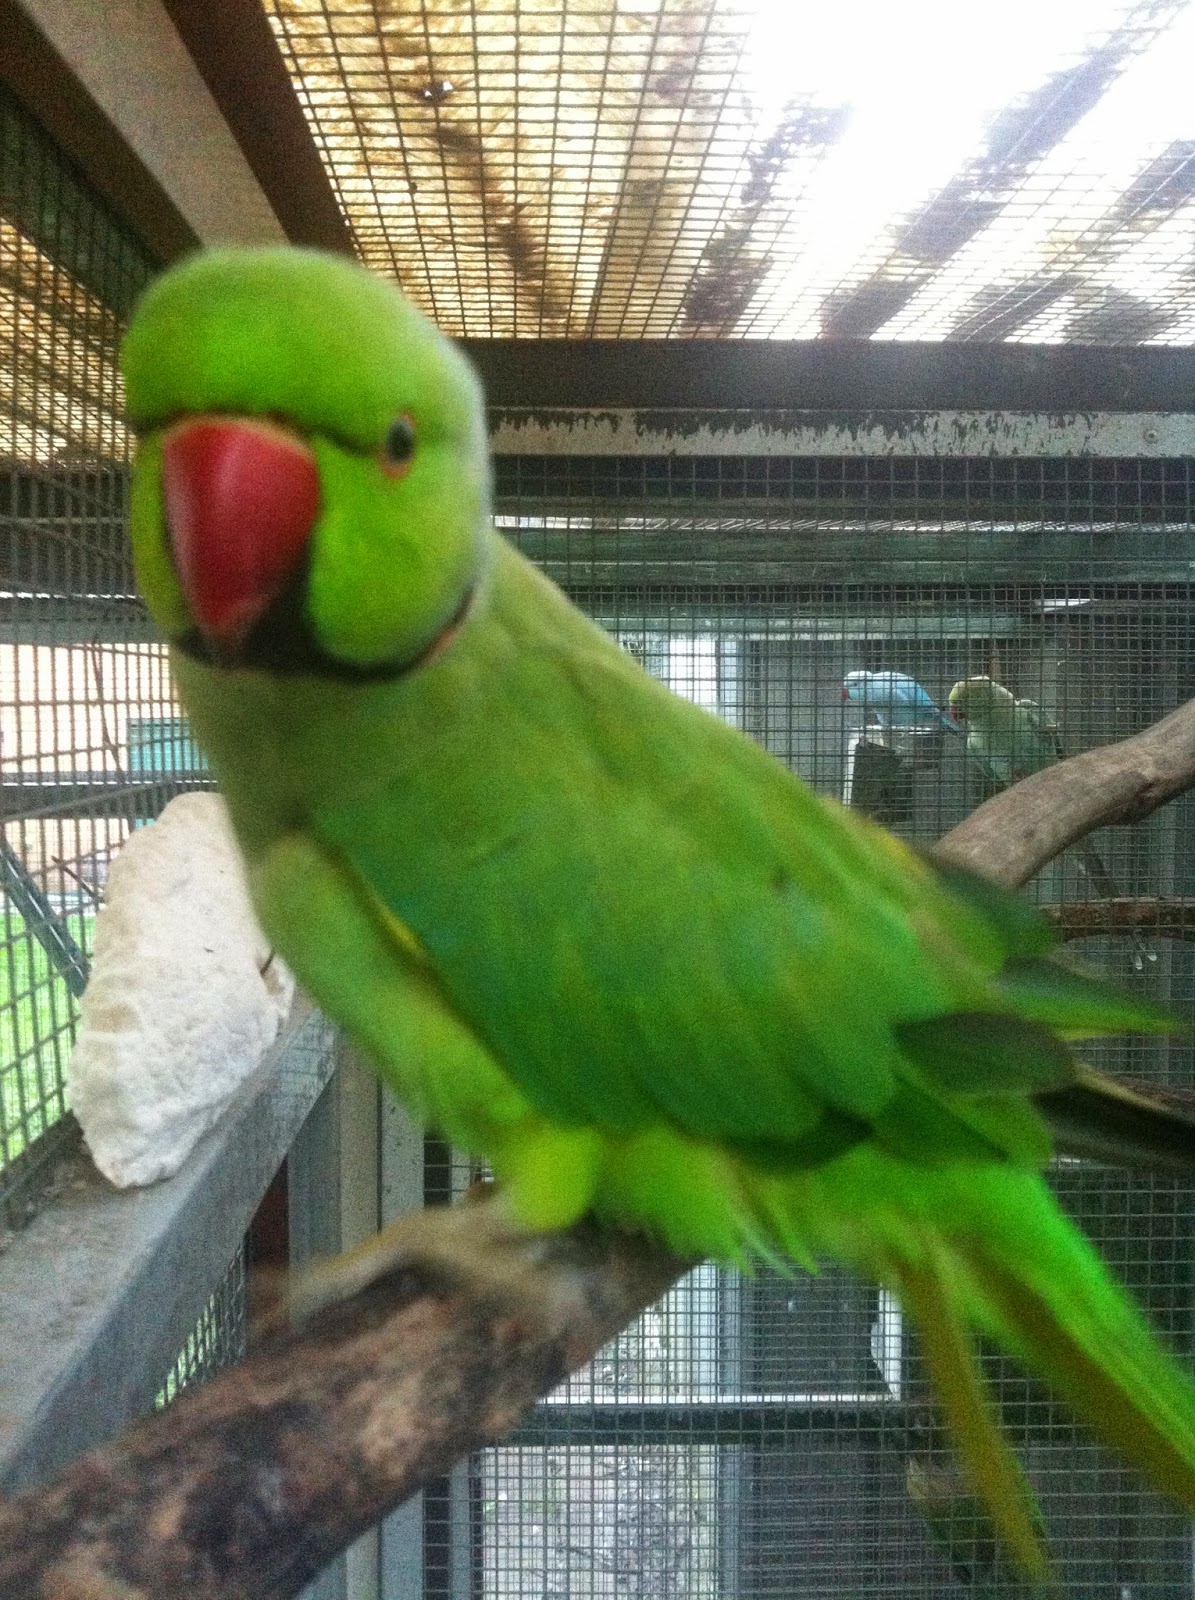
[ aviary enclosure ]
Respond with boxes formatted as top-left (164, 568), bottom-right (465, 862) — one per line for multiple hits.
top-left (1, 2), bottom-right (1194, 1596)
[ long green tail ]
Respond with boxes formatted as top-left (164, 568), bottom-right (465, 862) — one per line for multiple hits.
top-left (963, 1214), bottom-right (1195, 1509)
top-left (767, 1154), bottom-right (1195, 1582)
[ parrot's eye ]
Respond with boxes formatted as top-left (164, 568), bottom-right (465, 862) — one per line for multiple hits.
top-left (381, 414), bottom-right (417, 477)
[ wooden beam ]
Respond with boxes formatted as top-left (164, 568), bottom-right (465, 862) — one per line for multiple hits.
top-left (1043, 897), bottom-right (1195, 943)
top-left (466, 339), bottom-right (1195, 412)
top-left (0, 0), bottom-right (196, 264)
top-left (160, 0), bottom-right (354, 255)
top-left (6, 0), bottom-right (285, 251)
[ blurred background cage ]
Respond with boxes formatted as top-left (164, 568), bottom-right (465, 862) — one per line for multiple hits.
top-left (2, 2), bottom-right (1194, 1598)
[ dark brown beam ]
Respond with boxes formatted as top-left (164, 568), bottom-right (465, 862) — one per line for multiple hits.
top-left (464, 339), bottom-right (1195, 412)
top-left (160, 0), bottom-right (354, 255)
top-left (0, 0), bottom-right (197, 265)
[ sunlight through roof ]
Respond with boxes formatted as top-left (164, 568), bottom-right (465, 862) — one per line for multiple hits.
top-left (264, 0), bottom-right (1195, 340)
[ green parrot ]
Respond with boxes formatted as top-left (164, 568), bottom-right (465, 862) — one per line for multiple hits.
top-left (946, 676), bottom-right (1063, 790)
top-left (121, 248), bottom-right (1195, 1584)
top-left (947, 676), bottom-right (1154, 969)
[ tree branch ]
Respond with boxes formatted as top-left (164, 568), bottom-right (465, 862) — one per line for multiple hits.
top-left (0, 1208), bottom-right (690, 1600)
top-left (4, 697), bottom-right (1195, 1600)
top-left (933, 695), bottom-right (1195, 888)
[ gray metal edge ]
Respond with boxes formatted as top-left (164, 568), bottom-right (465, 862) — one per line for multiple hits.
top-left (488, 408), bottom-right (1195, 457)
top-left (0, 994), bottom-right (337, 1494)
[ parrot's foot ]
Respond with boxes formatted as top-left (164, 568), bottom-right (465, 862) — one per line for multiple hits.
top-left (283, 1186), bottom-right (598, 1329)
top-left (462, 1174), bottom-right (497, 1205)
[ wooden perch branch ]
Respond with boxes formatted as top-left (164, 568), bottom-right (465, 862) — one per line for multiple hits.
top-left (934, 694), bottom-right (1195, 887)
top-left (3, 696), bottom-right (1195, 1600)
top-left (0, 1209), bottom-right (689, 1600)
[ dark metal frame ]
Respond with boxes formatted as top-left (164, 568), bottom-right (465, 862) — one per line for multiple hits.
top-left (159, 0), bottom-right (352, 255)
top-left (466, 339), bottom-right (1195, 412)
top-left (0, 1001), bottom-right (338, 1495)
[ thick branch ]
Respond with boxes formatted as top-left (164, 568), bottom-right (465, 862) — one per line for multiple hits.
top-left (0, 1207), bottom-right (688, 1600)
top-left (934, 695), bottom-right (1195, 887)
top-left (4, 698), bottom-right (1195, 1600)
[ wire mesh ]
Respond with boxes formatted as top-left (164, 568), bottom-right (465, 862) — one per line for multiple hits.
top-left (0, 82), bottom-right (253, 1451)
top-left (156, 1243), bottom-right (249, 1409)
top-left (424, 448), bottom-right (1195, 1599)
top-left (0, 81), bottom-right (141, 1217)
top-left (0, 89), bottom-right (217, 1216)
top-left (265, 0), bottom-right (1195, 341)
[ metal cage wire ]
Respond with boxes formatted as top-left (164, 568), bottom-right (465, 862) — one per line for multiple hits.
top-left (433, 446), bottom-right (1195, 1600)
top-left (3, 47), bottom-right (1194, 1597)
top-left (264, 0), bottom-right (1195, 341)
top-left (0, 81), bottom-right (241, 1387)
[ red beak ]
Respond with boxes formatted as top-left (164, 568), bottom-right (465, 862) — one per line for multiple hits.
top-left (161, 417), bottom-right (320, 650)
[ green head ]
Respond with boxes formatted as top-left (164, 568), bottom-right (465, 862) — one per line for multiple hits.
top-left (946, 675), bottom-right (1015, 728)
top-left (121, 247), bottom-right (492, 674)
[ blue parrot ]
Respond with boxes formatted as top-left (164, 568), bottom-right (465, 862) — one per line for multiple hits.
top-left (842, 670), bottom-right (959, 732)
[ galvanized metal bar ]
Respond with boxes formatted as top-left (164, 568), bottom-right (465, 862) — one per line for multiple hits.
top-left (8, 0), bottom-right (284, 249)
top-left (507, 1400), bottom-right (919, 1452)
top-left (339, 1054), bottom-right (383, 1600)
top-left (0, 777), bottom-right (212, 823)
top-left (0, 838), bottom-right (88, 997)
top-left (288, 1071), bottom-right (350, 1600)
top-left (378, 1090), bottom-right (428, 1600)
top-left (505, 1398), bottom-right (958, 1449)
top-left (0, 997), bottom-right (337, 1495)
top-left (0, 0), bottom-right (196, 264)
top-left (490, 408), bottom-right (1195, 458)
top-left (160, 0), bottom-right (354, 255)
top-left (446, 1463), bottom-right (474, 1600)
top-left (288, 1043), bottom-right (386, 1600)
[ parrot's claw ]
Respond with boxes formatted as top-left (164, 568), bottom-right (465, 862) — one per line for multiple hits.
top-left (284, 1187), bottom-right (567, 1328)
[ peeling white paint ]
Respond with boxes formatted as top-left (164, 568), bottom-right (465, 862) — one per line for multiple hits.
top-left (490, 408), bottom-right (1195, 458)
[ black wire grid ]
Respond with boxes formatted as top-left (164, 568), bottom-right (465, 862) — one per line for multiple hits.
top-left (446, 452), bottom-right (1195, 1600)
top-left (157, 1244), bottom-right (249, 1407)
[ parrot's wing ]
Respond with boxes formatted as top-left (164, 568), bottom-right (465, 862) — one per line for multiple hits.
top-left (905, 680), bottom-right (956, 729)
top-left (313, 623), bottom-right (1161, 1182)
top-left (249, 831), bottom-right (524, 1141)
top-left (250, 828), bottom-right (609, 1233)
top-left (962, 725), bottom-right (1011, 791)
top-left (857, 674), bottom-right (954, 729)
top-left (1017, 698), bottom-right (1065, 761)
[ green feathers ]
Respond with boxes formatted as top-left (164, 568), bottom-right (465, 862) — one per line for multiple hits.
top-left (122, 247), bottom-right (1195, 1583)
top-left (124, 247), bottom-right (490, 671)
top-left (947, 675), bottom-right (1061, 786)
top-left (122, 247), bottom-right (486, 452)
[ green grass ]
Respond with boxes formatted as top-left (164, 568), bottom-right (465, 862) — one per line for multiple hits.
top-left (0, 912), bottom-right (94, 1170)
